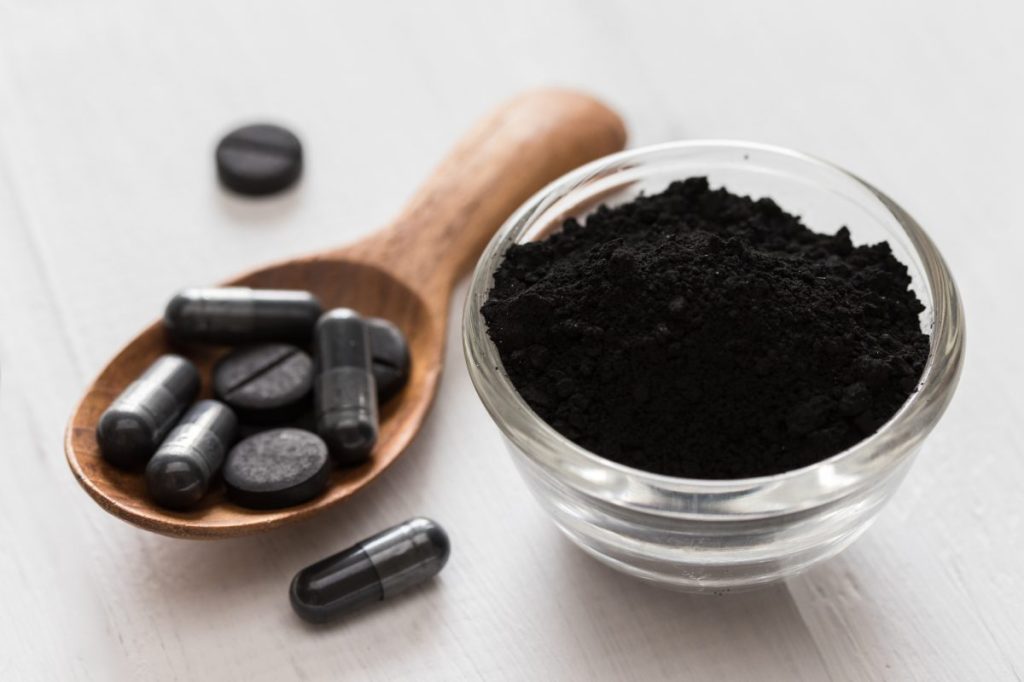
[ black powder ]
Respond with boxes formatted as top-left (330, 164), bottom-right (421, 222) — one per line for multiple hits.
top-left (482, 178), bottom-right (930, 479)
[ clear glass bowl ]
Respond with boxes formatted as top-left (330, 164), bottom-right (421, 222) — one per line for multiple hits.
top-left (463, 141), bottom-right (965, 592)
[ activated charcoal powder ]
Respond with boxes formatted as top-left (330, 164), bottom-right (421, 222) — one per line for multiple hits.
top-left (482, 178), bottom-right (930, 479)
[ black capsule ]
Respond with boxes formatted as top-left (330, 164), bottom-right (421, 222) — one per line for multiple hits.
top-left (164, 287), bottom-right (322, 345)
top-left (213, 344), bottom-right (314, 425)
top-left (145, 400), bottom-right (237, 510)
top-left (314, 309), bottom-right (378, 465)
top-left (216, 123), bottom-right (303, 196)
top-left (97, 355), bottom-right (200, 469)
top-left (290, 517), bottom-right (450, 623)
top-left (367, 318), bottom-right (411, 403)
top-left (224, 428), bottom-right (331, 509)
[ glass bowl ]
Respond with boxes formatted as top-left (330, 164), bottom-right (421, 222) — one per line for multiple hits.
top-left (462, 141), bottom-right (965, 592)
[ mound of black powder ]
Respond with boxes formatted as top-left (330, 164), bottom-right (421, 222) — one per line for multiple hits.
top-left (482, 178), bottom-right (930, 479)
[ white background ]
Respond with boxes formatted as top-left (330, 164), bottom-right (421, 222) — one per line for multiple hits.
top-left (1, 1), bottom-right (1022, 680)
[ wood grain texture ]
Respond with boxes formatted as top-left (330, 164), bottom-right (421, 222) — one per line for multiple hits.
top-left (64, 89), bottom-right (625, 538)
top-left (1, 0), bottom-right (1022, 680)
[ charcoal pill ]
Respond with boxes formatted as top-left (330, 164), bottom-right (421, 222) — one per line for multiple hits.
top-left (97, 355), bottom-right (200, 469)
top-left (236, 409), bottom-right (316, 440)
top-left (367, 318), bottom-right (411, 402)
top-left (216, 123), bottom-right (303, 196)
top-left (145, 400), bottom-right (237, 510)
top-left (164, 287), bottom-right (321, 345)
top-left (290, 517), bottom-right (450, 623)
top-left (213, 344), bottom-right (313, 425)
top-left (224, 428), bottom-right (330, 509)
top-left (314, 309), bottom-right (378, 465)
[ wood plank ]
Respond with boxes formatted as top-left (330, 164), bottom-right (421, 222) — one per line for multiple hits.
top-left (1, 0), bottom-right (1022, 679)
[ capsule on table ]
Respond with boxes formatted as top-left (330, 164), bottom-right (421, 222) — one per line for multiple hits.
top-left (290, 517), bottom-right (450, 623)
top-left (314, 309), bottom-right (378, 465)
top-left (145, 400), bottom-right (237, 510)
top-left (164, 287), bottom-right (322, 345)
top-left (97, 354), bottom-right (200, 469)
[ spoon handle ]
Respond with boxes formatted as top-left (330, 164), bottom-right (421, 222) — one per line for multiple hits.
top-left (346, 89), bottom-right (626, 296)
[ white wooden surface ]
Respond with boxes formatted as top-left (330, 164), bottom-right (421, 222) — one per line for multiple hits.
top-left (1, 1), bottom-right (1022, 679)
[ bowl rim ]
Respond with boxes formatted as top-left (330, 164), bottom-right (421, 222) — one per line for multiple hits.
top-left (463, 139), bottom-right (965, 515)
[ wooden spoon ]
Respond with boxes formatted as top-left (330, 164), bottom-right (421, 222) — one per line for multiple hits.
top-left (64, 89), bottom-right (627, 539)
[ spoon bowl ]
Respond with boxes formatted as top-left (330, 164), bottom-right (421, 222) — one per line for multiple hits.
top-left (64, 89), bottom-right (626, 538)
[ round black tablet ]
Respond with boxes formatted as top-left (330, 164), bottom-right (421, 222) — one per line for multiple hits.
top-left (224, 428), bottom-right (331, 509)
top-left (213, 344), bottom-right (313, 425)
top-left (368, 317), bottom-right (411, 402)
top-left (216, 123), bottom-right (303, 196)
